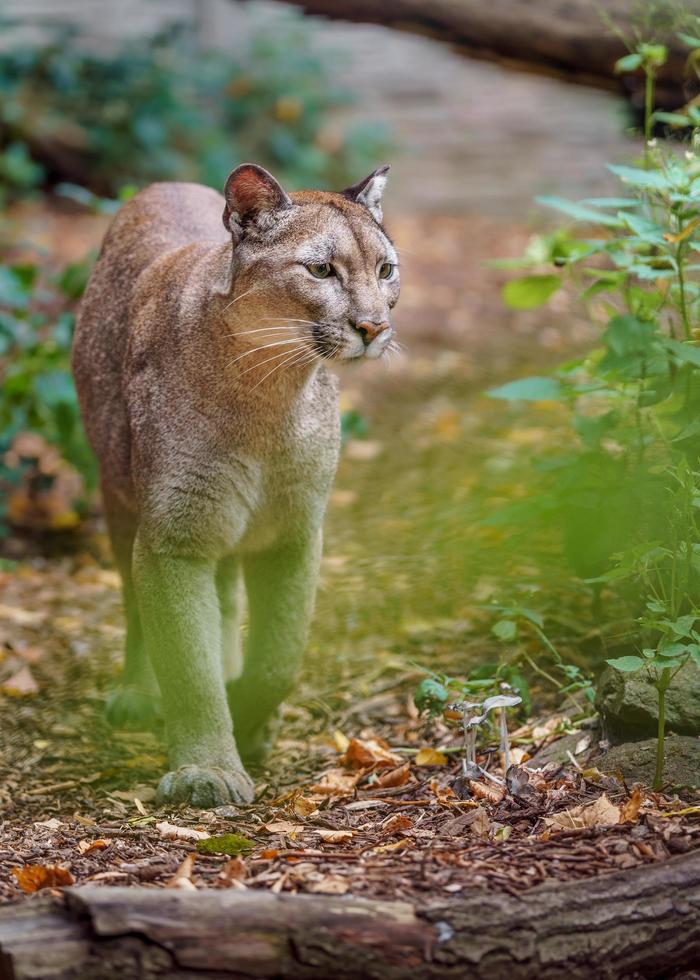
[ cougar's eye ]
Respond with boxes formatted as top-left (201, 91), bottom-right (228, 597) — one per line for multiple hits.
top-left (306, 262), bottom-right (334, 279)
top-left (378, 261), bottom-right (395, 280)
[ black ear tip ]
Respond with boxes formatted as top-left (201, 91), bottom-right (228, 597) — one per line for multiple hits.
top-left (376, 164), bottom-right (391, 175)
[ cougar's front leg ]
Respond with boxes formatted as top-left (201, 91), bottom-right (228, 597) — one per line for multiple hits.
top-left (227, 532), bottom-right (322, 765)
top-left (132, 534), bottom-right (254, 807)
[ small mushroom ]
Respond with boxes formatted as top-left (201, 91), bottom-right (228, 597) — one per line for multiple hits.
top-left (480, 693), bottom-right (522, 772)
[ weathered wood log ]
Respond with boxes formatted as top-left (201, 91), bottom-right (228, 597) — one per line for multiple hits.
top-left (281, 0), bottom-right (692, 107)
top-left (2, 848), bottom-right (700, 978)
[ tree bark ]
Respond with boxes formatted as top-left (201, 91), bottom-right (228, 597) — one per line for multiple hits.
top-left (281, 0), bottom-right (691, 107)
top-left (2, 849), bottom-right (700, 978)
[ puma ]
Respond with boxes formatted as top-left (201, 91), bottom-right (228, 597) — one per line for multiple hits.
top-left (72, 163), bottom-right (400, 807)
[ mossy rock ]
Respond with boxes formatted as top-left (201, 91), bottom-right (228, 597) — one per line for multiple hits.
top-left (597, 661), bottom-right (700, 741)
top-left (594, 735), bottom-right (700, 790)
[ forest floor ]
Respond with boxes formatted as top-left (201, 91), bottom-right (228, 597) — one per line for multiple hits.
top-left (2, 204), bottom-right (700, 908)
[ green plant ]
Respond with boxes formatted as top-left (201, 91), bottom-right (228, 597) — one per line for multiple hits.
top-left (0, 254), bottom-right (96, 534)
top-left (604, 461), bottom-right (700, 787)
top-left (488, 18), bottom-right (700, 785)
top-left (488, 604), bottom-right (595, 711)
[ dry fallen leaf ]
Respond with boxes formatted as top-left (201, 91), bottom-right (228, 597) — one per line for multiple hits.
top-left (469, 780), bottom-right (506, 805)
top-left (544, 793), bottom-right (621, 831)
top-left (306, 875), bottom-right (350, 895)
top-left (264, 821), bottom-right (306, 837)
top-left (77, 839), bottom-right (109, 855)
top-left (315, 828), bottom-right (354, 843)
top-left (292, 794), bottom-right (318, 819)
top-left (469, 806), bottom-right (491, 839)
top-left (34, 818), bottom-right (62, 832)
top-left (167, 853), bottom-right (197, 890)
top-left (373, 762), bottom-right (411, 789)
top-left (370, 837), bottom-right (413, 854)
top-left (333, 730), bottom-right (350, 753)
top-left (12, 864), bottom-right (74, 893)
top-left (382, 813), bottom-right (413, 835)
top-left (309, 768), bottom-right (361, 797)
top-left (156, 821), bottom-right (210, 842)
top-left (415, 748), bottom-right (449, 767)
top-left (1, 665), bottom-right (39, 697)
top-left (218, 857), bottom-right (246, 887)
top-left (342, 737), bottom-right (403, 769)
top-left (620, 786), bottom-right (644, 824)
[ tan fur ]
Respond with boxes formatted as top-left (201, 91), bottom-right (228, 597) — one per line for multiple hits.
top-left (72, 165), bottom-right (399, 807)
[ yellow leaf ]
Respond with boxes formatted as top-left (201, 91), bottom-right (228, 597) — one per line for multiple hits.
top-left (664, 218), bottom-right (700, 243)
top-left (333, 730), bottom-right (350, 753)
top-left (415, 748), bottom-right (449, 766)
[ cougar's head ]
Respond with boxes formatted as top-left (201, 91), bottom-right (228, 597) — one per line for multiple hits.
top-left (222, 163), bottom-right (400, 362)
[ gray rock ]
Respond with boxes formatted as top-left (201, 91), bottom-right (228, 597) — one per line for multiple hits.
top-left (596, 661), bottom-right (700, 740)
top-left (595, 735), bottom-right (700, 789)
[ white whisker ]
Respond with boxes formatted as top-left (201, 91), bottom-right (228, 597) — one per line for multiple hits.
top-left (247, 346), bottom-right (314, 393)
top-left (225, 338), bottom-right (302, 370)
top-left (222, 285), bottom-right (260, 312)
top-left (233, 343), bottom-right (310, 383)
top-left (222, 326), bottom-right (296, 339)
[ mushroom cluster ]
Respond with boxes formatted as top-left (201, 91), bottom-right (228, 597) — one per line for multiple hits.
top-left (448, 685), bottom-right (522, 785)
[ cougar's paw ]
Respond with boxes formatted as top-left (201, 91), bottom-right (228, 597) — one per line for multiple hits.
top-left (106, 686), bottom-right (162, 731)
top-left (156, 764), bottom-right (255, 808)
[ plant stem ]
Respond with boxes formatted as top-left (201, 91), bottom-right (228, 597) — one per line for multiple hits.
top-left (653, 667), bottom-right (670, 791)
top-left (644, 67), bottom-right (654, 166)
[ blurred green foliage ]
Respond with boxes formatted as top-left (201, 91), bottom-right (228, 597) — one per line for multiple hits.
top-left (0, 254), bottom-right (96, 535)
top-left (488, 19), bottom-right (700, 778)
top-left (0, 17), bottom-right (389, 203)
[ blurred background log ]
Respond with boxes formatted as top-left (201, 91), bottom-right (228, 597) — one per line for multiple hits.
top-left (282, 0), bottom-right (692, 108)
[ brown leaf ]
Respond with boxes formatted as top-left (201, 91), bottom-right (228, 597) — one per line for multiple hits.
top-left (260, 848), bottom-right (280, 860)
top-left (264, 821), bottom-right (306, 837)
top-left (291, 794), bottom-right (318, 819)
top-left (373, 762), bottom-right (411, 789)
top-left (167, 853), bottom-right (196, 890)
top-left (12, 865), bottom-right (74, 893)
top-left (382, 813), bottom-right (413, 835)
top-left (469, 780), bottom-right (506, 805)
top-left (156, 821), bottom-right (209, 842)
top-left (342, 737), bottom-right (403, 769)
top-left (370, 837), bottom-right (413, 854)
top-left (77, 839), bottom-right (109, 855)
top-left (469, 806), bottom-right (491, 839)
top-left (306, 875), bottom-right (350, 895)
top-left (315, 828), bottom-right (354, 843)
top-left (309, 768), bottom-right (361, 796)
top-left (544, 793), bottom-right (621, 831)
top-left (218, 857), bottom-right (246, 886)
top-left (620, 786), bottom-right (644, 824)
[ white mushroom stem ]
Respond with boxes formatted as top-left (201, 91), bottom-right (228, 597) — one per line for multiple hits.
top-left (499, 708), bottom-right (510, 772)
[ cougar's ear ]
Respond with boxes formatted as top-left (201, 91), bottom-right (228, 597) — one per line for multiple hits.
top-left (223, 164), bottom-right (292, 238)
top-left (342, 164), bottom-right (390, 222)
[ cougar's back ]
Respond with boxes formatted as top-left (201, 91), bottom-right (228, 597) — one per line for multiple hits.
top-left (72, 182), bottom-right (229, 501)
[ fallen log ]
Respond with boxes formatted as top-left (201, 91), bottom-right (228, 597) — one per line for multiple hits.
top-left (1, 848), bottom-right (700, 979)
top-left (281, 0), bottom-right (692, 108)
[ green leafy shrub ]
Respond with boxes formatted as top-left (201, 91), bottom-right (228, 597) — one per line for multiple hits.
top-left (0, 18), bottom-right (389, 202)
top-left (489, 21), bottom-right (700, 784)
top-left (0, 255), bottom-right (95, 534)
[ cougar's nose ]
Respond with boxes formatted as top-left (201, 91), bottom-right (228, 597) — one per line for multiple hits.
top-left (353, 320), bottom-right (389, 345)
